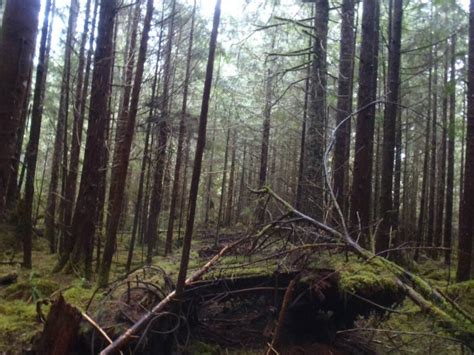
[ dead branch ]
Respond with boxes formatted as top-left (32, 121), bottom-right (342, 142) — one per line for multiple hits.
top-left (100, 221), bottom-right (281, 354)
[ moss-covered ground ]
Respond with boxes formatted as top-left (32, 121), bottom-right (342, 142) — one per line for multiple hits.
top-left (0, 223), bottom-right (473, 354)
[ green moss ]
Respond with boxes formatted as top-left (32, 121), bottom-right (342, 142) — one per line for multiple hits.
top-left (445, 280), bottom-right (474, 312)
top-left (327, 256), bottom-right (400, 295)
top-left (63, 279), bottom-right (97, 310)
top-left (3, 275), bottom-right (59, 301)
top-left (0, 300), bottom-right (42, 351)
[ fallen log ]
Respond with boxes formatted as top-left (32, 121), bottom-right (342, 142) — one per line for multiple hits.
top-left (100, 220), bottom-right (285, 354)
top-left (100, 189), bottom-right (474, 353)
top-left (259, 187), bottom-right (474, 350)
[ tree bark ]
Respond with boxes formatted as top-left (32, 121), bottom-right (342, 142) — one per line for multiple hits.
top-left (350, 0), bottom-right (380, 245)
top-left (0, 0), bottom-right (40, 218)
top-left (145, 0), bottom-right (177, 263)
top-left (444, 34), bottom-right (456, 266)
top-left (333, 0), bottom-right (355, 217)
top-left (176, 0), bottom-right (222, 294)
top-left (44, 0), bottom-right (79, 253)
top-left (19, 0), bottom-right (54, 269)
top-left (165, 1), bottom-right (196, 255)
top-left (66, 0), bottom-right (116, 277)
top-left (62, 0), bottom-right (98, 254)
top-left (99, 0), bottom-right (154, 287)
top-left (427, 43), bottom-right (438, 250)
top-left (457, 0), bottom-right (474, 281)
top-left (376, 0), bottom-right (403, 254)
top-left (215, 128), bottom-right (230, 246)
top-left (433, 45), bottom-right (449, 257)
top-left (225, 130), bottom-right (236, 226)
top-left (302, 0), bottom-right (328, 220)
top-left (256, 34), bottom-right (276, 224)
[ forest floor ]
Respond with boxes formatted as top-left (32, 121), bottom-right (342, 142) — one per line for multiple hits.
top-left (0, 223), bottom-right (473, 354)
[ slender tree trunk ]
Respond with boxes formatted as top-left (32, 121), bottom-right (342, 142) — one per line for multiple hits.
top-left (35, 146), bottom-right (50, 225)
top-left (45, 0), bottom-right (79, 253)
top-left (376, 0), bottom-right (403, 255)
top-left (350, 0), bottom-right (380, 245)
top-left (99, 0), bottom-right (153, 286)
top-left (62, 0), bottom-right (95, 255)
top-left (176, 0), bottom-right (221, 294)
top-left (416, 72), bottom-right (432, 259)
top-left (427, 44), bottom-right (438, 250)
top-left (215, 128), bottom-right (230, 246)
top-left (444, 34), bottom-right (456, 266)
top-left (433, 46), bottom-right (449, 258)
top-left (333, 0), bottom-right (355, 217)
top-left (177, 134), bottom-right (191, 240)
top-left (256, 35), bottom-right (276, 224)
top-left (145, 0), bottom-right (177, 263)
top-left (126, 51), bottom-right (162, 273)
top-left (373, 123), bottom-right (381, 220)
top-left (204, 118), bottom-right (217, 225)
top-left (225, 131), bottom-right (236, 226)
top-left (457, 0), bottom-right (474, 282)
top-left (0, 0), bottom-right (40, 218)
top-left (296, 75), bottom-right (309, 210)
top-left (302, 0), bottom-right (328, 220)
top-left (66, 0), bottom-right (116, 278)
top-left (6, 72), bottom-right (31, 211)
top-left (393, 109), bottom-right (403, 238)
top-left (165, 1), bottom-right (196, 255)
top-left (19, 0), bottom-right (53, 269)
top-left (236, 142), bottom-right (247, 222)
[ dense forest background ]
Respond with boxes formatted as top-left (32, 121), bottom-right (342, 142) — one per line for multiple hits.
top-left (0, 0), bottom-right (474, 353)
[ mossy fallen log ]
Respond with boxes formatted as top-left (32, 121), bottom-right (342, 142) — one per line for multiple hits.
top-left (260, 187), bottom-right (474, 350)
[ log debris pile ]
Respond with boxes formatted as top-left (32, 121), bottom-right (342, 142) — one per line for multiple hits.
top-left (38, 189), bottom-right (474, 354)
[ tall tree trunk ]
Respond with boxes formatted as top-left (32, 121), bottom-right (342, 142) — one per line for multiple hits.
top-left (62, 0), bottom-right (95, 255)
top-left (236, 141), bottom-right (247, 222)
top-left (295, 73), bottom-right (309, 210)
top-left (376, 0), bottom-right (403, 254)
top-left (6, 71), bottom-right (32, 211)
top-left (302, 0), bottom-right (328, 220)
top-left (444, 34), bottom-right (456, 266)
top-left (394, 110), bottom-right (404, 239)
top-left (126, 58), bottom-right (162, 272)
top-left (204, 117), bottom-right (218, 225)
top-left (19, 0), bottom-right (53, 269)
top-left (176, 0), bottom-right (221, 294)
top-left (145, 0), bottom-right (177, 263)
top-left (427, 44), bottom-right (438, 250)
top-left (350, 0), bottom-right (380, 245)
top-left (416, 70), bottom-right (432, 259)
top-left (457, 0), bottom-right (474, 282)
top-left (0, 0), bottom-right (40, 218)
top-left (225, 131), bottom-right (236, 226)
top-left (333, 0), bottom-right (355, 217)
top-left (165, 1), bottom-right (196, 255)
top-left (215, 128), bottom-right (230, 246)
top-left (433, 46), bottom-right (449, 257)
top-left (66, 0), bottom-right (116, 278)
top-left (99, 0), bottom-right (154, 287)
top-left (44, 0), bottom-right (79, 253)
top-left (256, 35), bottom-right (276, 224)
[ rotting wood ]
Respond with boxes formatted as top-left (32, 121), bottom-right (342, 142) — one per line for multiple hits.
top-left (100, 189), bottom-right (474, 353)
top-left (36, 295), bottom-right (82, 355)
top-left (267, 277), bottom-right (297, 354)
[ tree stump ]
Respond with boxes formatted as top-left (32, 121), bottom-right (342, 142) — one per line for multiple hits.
top-left (36, 294), bottom-right (82, 355)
